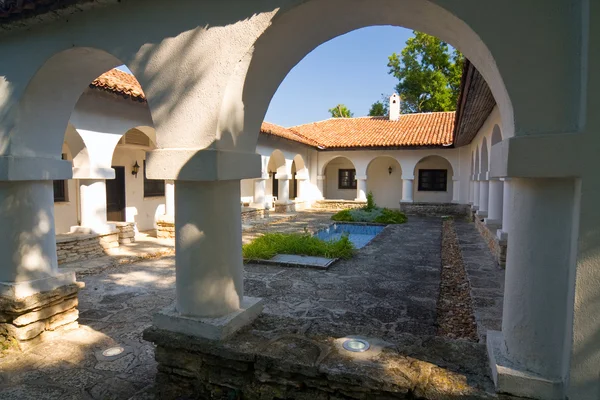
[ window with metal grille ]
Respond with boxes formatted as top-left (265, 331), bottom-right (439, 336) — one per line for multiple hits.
top-left (53, 153), bottom-right (68, 202)
top-left (338, 169), bottom-right (357, 189)
top-left (143, 160), bottom-right (166, 197)
top-left (418, 169), bottom-right (447, 191)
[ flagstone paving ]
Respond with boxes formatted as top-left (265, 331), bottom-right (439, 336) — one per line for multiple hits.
top-left (0, 212), bottom-right (502, 399)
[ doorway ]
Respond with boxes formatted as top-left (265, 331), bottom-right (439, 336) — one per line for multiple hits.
top-left (106, 166), bottom-right (126, 222)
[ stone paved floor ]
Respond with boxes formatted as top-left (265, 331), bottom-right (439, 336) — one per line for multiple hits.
top-left (0, 212), bottom-right (500, 399)
top-left (454, 220), bottom-right (505, 342)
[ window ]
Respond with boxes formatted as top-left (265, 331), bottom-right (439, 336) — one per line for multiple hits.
top-left (338, 169), bottom-right (357, 189)
top-left (144, 160), bottom-right (166, 197)
top-left (53, 153), bottom-right (68, 202)
top-left (418, 169), bottom-right (447, 191)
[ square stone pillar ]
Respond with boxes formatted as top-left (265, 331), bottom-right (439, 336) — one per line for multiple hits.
top-left (355, 175), bottom-right (367, 201)
top-left (497, 178), bottom-right (512, 241)
top-left (485, 178), bottom-right (504, 226)
top-left (316, 175), bottom-right (325, 199)
top-left (0, 180), bottom-right (80, 350)
top-left (78, 179), bottom-right (115, 234)
top-left (165, 180), bottom-right (175, 216)
top-left (473, 175), bottom-right (481, 209)
top-left (251, 177), bottom-right (267, 208)
top-left (401, 177), bottom-right (414, 203)
top-left (477, 173), bottom-right (489, 217)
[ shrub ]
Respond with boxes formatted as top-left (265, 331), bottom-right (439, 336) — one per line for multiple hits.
top-left (349, 208), bottom-right (383, 222)
top-left (242, 232), bottom-right (355, 260)
top-left (331, 209), bottom-right (353, 222)
top-left (373, 208), bottom-right (408, 224)
top-left (365, 191), bottom-right (376, 211)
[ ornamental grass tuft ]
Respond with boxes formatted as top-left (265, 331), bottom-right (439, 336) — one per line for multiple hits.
top-left (242, 232), bottom-right (355, 261)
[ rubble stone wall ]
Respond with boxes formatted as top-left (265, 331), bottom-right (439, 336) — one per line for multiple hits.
top-left (400, 202), bottom-right (469, 217)
top-left (0, 283), bottom-right (82, 351)
top-left (112, 221), bottom-right (136, 244)
top-left (474, 217), bottom-right (507, 268)
top-left (56, 231), bottom-right (119, 264)
top-left (311, 200), bottom-right (366, 211)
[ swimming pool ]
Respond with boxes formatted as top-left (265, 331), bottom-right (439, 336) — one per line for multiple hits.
top-left (315, 223), bottom-right (385, 249)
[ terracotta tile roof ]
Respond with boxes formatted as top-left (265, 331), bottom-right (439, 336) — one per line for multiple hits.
top-left (90, 68), bottom-right (146, 101)
top-left (260, 121), bottom-right (321, 147)
top-left (453, 59), bottom-right (496, 147)
top-left (290, 113), bottom-right (455, 149)
top-left (90, 68), bottom-right (455, 149)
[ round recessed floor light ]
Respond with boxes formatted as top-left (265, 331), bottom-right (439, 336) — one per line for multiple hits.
top-left (342, 338), bottom-right (370, 353)
top-left (102, 346), bottom-right (125, 357)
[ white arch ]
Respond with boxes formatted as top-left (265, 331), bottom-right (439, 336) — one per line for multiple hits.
top-left (292, 154), bottom-right (308, 178)
top-left (481, 137), bottom-right (489, 173)
top-left (218, 0), bottom-right (513, 153)
top-left (366, 156), bottom-right (402, 209)
top-left (491, 124), bottom-right (503, 146)
top-left (412, 155), bottom-right (454, 203)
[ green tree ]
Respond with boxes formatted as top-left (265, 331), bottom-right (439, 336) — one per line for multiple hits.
top-left (328, 104), bottom-right (354, 118)
top-left (387, 31), bottom-right (463, 113)
top-left (368, 94), bottom-right (390, 117)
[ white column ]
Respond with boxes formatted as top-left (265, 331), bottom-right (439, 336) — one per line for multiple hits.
top-left (485, 178), bottom-right (503, 226)
top-left (497, 178), bottom-right (512, 240)
top-left (477, 175), bottom-right (490, 216)
top-left (277, 177), bottom-right (290, 203)
top-left (469, 179), bottom-right (474, 204)
top-left (452, 177), bottom-right (460, 203)
top-left (165, 180), bottom-right (175, 216)
top-left (488, 178), bottom-right (575, 398)
top-left (401, 178), bottom-right (414, 202)
top-left (295, 177), bottom-right (307, 200)
top-left (316, 175), bottom-right (325, 199)
top-left (79, 179), bottom-right (113, 233)
top-left (473, 177), bottom-right (481, 208)
top-left (251, 178), bottom-right (266, 208)
top-left (355, 176), bottom-right (367, 201)
top-left (0, 181), bottom-right (74, 295)
top-left (174, 180), bottom-right (243, 317)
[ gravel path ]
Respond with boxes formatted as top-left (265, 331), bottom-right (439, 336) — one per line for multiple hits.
top-left (437, 219), bottom-right (479, 341)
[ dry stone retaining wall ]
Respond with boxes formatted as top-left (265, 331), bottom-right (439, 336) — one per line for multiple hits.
top-left (312, 200), bottom-right (366, 211)
top-left (56, 231), bottom-right (119, 264)
top-left (400, 202), bottom-right (469, 217)
top-left (473, 216), bottom-right (507, 268)
top-left (112, 221), bottom-right (136, 244)
top-left (0, 283), bottom-right (82, 351)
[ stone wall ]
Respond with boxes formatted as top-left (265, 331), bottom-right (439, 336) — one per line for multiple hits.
top-left (312, 200), bottom-right (366, 211)
top-left (474, 216), bottom-right (507, 268)
top-left (56, 231), bottom-right (119, 264)
top-left (144, 324), bottom-right (496, 400)
top-left (400, 202), bottom-right (469, 217)
top-left (274, 202), bottom-right (296, 213)
top-left (111, 221), bottom-right (136, 244)
top-left (241, 207), bottom-right (266, 222)
top-left (157, 215), bottom-right (175, 239)
top-left (0, 283), bottom-right (82, 351)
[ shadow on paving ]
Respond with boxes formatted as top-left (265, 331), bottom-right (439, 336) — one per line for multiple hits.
top-left (0, 215), bottom-right (498, 399)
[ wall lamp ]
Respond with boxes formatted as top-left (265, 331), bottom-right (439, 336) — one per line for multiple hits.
top-left (132, 161), bottom-right (140, 178)
top-left (388, 166), bottom-right (393, 175)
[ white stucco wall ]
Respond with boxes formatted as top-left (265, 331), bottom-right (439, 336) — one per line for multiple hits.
top-left (324, 158), bottom-right (356, 200)
top-left (413, 156), bottom-right (454, 203)
top-left (111, 147), bottom-right (165, 231)
top-left (53, 143), bottom-right (79, 234)
top-left (367, 157), bottom-right (402, 208)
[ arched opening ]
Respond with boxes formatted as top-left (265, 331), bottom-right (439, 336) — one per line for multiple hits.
top-left (322, 156), bottom-right (357, 200)
top-left (366, 156), bottom-right (402, 208)
top-left (266, 150), bottom-right (286, 201)
top-left (291, 154), bottom-right (308, 200)
top-left (491, 124), bottom-right (503, 146)
top-left (413, 155), bottom-right (454, 203)
top-left (217, 0), bottom-right (513, 154)
top-left (480, 137), bottom-right (489, 174)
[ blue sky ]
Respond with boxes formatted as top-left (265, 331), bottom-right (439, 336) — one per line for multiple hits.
top-left (265, 26), bottom-right (413, 127)
top-left (118, 26), bottom-right (413, 128)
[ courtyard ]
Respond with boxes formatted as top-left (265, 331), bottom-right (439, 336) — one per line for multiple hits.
top-left (0, 211), bottom-right (505, 399)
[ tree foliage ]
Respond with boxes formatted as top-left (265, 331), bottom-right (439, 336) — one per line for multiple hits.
top-left (368, 95), bottom-right (390, 117)
top-left (387, 31), bottom-right (463, 113)
top-left (329, 104), bottom-right (354, 118)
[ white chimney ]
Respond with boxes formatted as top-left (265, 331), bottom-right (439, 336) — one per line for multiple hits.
top-left (389, 93), bottom-right (400, 121)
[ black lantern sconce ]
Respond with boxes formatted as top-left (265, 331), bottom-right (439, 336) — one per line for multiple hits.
top-left (132, 161), bottom-right (140, 178)
top-left (388, 166), bottom-right (393, 175)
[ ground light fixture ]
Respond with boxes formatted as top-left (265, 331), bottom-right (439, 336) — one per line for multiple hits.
top-left (102, 346), bottom-right (125, 357)
top-left (342, 338), bottom-right (370, 352)
top-left (132, 161), bottom-right (140, 177)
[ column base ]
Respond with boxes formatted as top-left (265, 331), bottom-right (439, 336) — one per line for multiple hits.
top-left (0, 275), bottom-right (83, 351)
top-left (475, 210), bottom-right (488, 218)
top-left (496, 229), bottom-right (508, 241)
top-left (274, 201), bottom-right (295, 213)
top-left (400, 199), bottom-right (413, 204)
top-left (156, 215), bottom-right (175, 239)
top-left (153, 297), bottom-right (263, 341)
top-left (487, 331), bottom-right (563, 400)
top-left (484, 218), bottom-right (501, 227)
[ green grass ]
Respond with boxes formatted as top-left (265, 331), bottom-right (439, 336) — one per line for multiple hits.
top-left (332, 207), bottom-right (407, 224)
top-left (242, 232), bottom-right (355, 261)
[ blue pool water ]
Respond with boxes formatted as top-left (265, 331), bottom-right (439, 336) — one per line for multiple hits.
top-left (315, 223), bottom-right (385, 249)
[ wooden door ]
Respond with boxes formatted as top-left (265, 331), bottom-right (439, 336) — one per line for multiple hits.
top-left (106, 166), bottom-right (126, 222)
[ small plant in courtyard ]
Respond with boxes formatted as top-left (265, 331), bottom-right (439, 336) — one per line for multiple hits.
top-left (243, 232), bottom-right (355, 261)
top-left (331, 193), bottom-right (407, 224)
